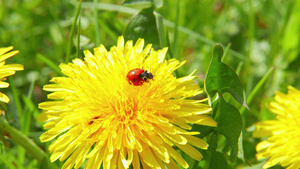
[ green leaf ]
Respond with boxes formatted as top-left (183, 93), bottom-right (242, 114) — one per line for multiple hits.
top-left (124, 8), bottom-right (160, 49)
top-left (192, 125), bottom-right (213, 139)
top-left (215, 97), bottom-right (244, 160)
top-left (208, 151), bottom-right (229, 169)
top-left (205, 44), bottom-right (248, 109)
top-left (204, 44), bottom-right (250, 165)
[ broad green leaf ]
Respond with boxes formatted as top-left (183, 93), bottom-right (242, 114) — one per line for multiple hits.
top-left (192, 125), bottom-right (213, 139)
top-left (215, 97), bottom-right (247, 163)
top-left (204, 44), bottom-right (249, 164)
top-left (205, 44), bottom-right (248, 109)
top-left (208, 151), bottom-right (229, 169)
top-left (124, 8), bottom-right (160, 49)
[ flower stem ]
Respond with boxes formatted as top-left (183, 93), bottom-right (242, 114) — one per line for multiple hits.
top-left (0, 118), bottom-right (58, 169)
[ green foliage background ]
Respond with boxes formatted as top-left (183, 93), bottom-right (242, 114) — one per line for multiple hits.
top-left (0, 0), bottom-right (299, 168)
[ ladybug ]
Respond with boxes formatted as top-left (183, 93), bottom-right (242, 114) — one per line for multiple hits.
top-left (126, 68), bottom-right (153, 86)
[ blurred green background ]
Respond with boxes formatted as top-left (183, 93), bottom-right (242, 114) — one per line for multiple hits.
top-left (0, 0), bottom-right (299, 168)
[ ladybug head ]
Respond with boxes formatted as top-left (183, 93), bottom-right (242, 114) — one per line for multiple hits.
top-left (144, 70), bottom-right (153, 79)
top-left (140, 70), bottom-right (153, 82)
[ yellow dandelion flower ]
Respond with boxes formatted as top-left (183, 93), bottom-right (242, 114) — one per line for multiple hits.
top-left (0, 46), bottom-right (24, 105)
top-left (39, 36), bottom-right (217, 169)
top-left (253, 86), bottom-right (300, 169)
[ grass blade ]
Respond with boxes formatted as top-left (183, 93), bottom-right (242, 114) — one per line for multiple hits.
top-left (77, 16), bottom-right (81, 58)
top-left (165, 31), bottom-right (173, 60)
top-left (66, 0), bottom-right (82, 62)
top-left (172, 0), bottom-right (180, 59)
top-left (236, 62), bottom-right (244, 76)
top-left (8, 76), bottom-right (26, 166)
top-left (154, 11), bottom-right (166, 48)
top-left (82, 2), bottom-right (138, 14)
top-left (36, 54), bottom-right (64, 76)
top-left (93, 0), bottom-right (101, 46)
top-left (164, 19), bottom-right (249, 61)
top-left (240, 67), bottom-right (275, 115)
top-left (222, 43), bottom-right (232, 62)
top-left (98, 19), bottom-right (118, 42)
top-left (22, 77), bottom-right (36, 135)
top-left (0, 151), bottom-right (17, 169)
top-left (8, 77), bottom-right (22, 120)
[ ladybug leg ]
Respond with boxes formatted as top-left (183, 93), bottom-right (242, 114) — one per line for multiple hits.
top-left (143, 76), bottom-right (148, 82)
